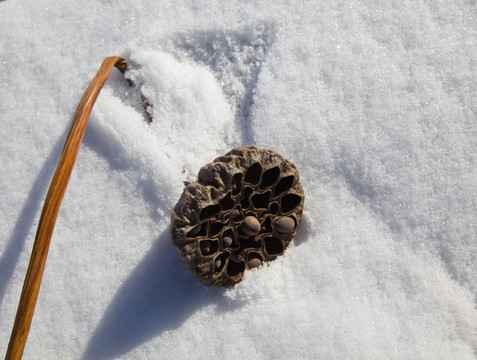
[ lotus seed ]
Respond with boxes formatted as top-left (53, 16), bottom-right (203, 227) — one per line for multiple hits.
top-left (247, 258), bottom-right (262, 268)
top-left (201, 240), bottom-right (211, 254)
top-left (188, 224), bottom-right (201, 236)
top-left (222, 236), bottom-right (233, 247)
top-left (241, 216), bottom-right (261, 235)
top-left (274, 216), bottom-right (295, 233)
top-left (229, 209), bottom-right (240, 220)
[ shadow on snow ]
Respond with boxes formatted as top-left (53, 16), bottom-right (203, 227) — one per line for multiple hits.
top-left (0, 132), bottom-right (66, 306)
top-left (172, 22), bottom-right (277, 146)
top-left (82, 230), bottom-right (231, 359)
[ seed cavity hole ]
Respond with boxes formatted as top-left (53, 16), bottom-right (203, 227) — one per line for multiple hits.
top-left (220, 192), bottom-right (235, 211)
top-left (260, 166), bottom-right (280, 189)
top-left (251, 191), bottom-right (271, 209)
top-left (228, 208), bottom-right (243, 222)
top-left (232, 173), bottom-right (243, 196)
top-left (274, 175), bottom-right (294, 197)
top-left (281, 194), bottom-right (302, 213)
top-left (269, 202), bottom-right (279, 215)
top-left (200, 240), bottom-right (219, 256)
top-left (239, 235), bottom-right (262, 250)
top-left (200, 204), bottom-right (221, 221)
top-left (265, 236), bottom-right (284, 255)
top-left (227, 260), bottom-right (245, 277)
top-left (214, 252), bottom-right (230, 274)
top-left (244, 162), bottom-right (262, 184)
top-left (240, 186), bottom-right (253, 209)
top-left (186, 223), bottom-right (207, 238)
top-left (260, 216), bottom-right (273, 234)
top-left (222, 230), bottom-right (235, 248)
top-left (209, 221), bottom-right (227, 236)
top-left (247, 252), bottom-right (263, 269)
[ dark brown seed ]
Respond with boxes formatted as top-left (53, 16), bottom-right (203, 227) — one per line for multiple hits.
top-left (241, 216), bottom-right (261, 235)
top-left (274, 216), bottom-right (295, 233)
top-left (229, 209), bottom-right (241, 220)
top-left (201, 240), bottom-right (211, 254)
top-left (222, 236), bottom-right (233, 247)
top-left (188, 224), bottom-right (201, 236)
top-left (247, 258), bottom-right (262, 269)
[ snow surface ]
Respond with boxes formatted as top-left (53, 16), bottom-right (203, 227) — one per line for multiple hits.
top-left (1, 0), bottom-right (476, 359)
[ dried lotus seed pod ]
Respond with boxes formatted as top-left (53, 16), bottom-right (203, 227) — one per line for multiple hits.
top-left (170, 145), bottom-right (304, 286)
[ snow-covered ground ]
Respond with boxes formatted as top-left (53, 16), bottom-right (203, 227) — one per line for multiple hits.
top-left (1, 1), bottom-right (476, 359)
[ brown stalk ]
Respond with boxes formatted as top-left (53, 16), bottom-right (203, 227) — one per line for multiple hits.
top-left (5, 56), bottom-right (127, 360)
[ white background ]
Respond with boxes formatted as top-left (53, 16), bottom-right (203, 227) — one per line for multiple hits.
top-left (1, 1), bottom-right (476, 359)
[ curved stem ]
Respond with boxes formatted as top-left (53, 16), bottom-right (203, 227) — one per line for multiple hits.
top-left (5, 56), bottom-right (127, 360)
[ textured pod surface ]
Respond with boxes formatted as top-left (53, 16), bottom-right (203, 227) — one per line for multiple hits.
top-left (171, 145), bottom-right (305, 286)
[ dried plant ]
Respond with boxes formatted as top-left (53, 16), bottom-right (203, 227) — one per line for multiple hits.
top-left (171, 146), bottom-right (304, 286)
top-left (6, 57), bottom-right (127, 360)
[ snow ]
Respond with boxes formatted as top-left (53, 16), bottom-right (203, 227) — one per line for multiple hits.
top-left (1, 0), bottom-right (476, 359)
